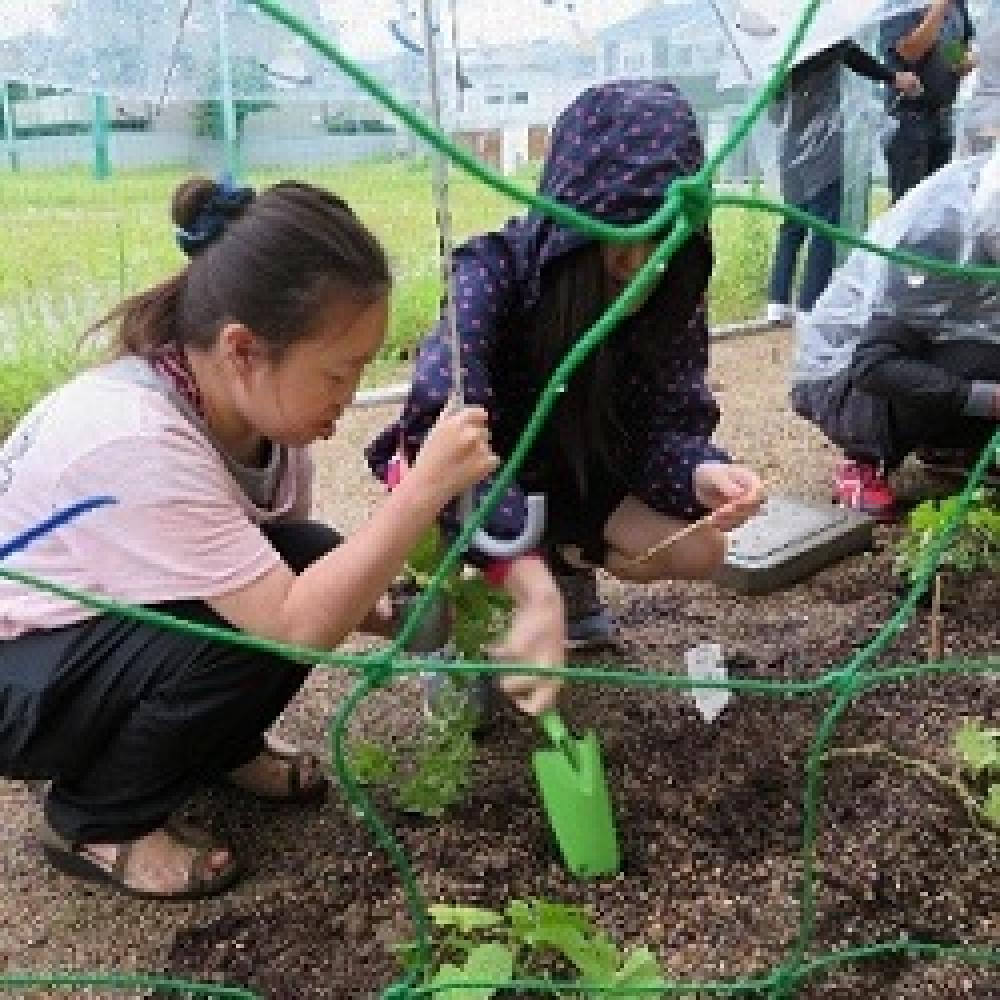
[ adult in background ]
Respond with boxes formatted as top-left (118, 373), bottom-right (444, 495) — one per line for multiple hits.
top-left (791, 152), bottom-right (1000, 520)
top-left (766, 40), bottom-right (921, 324)
top-left (881, 0), bottom-right (978, 203)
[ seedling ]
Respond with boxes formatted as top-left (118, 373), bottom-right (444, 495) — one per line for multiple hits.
top-left (895, 489), bottom-right (1000, 585)
top-left (412, 897), bottom-right (668, 999)
top-left (955, 720), bottom-right (1000, 830)
top-left (346, 526), bottom-right (511, 817)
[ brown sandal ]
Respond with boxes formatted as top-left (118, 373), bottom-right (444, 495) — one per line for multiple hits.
top-left (224, 743), bottom-right (329, 804)
top-left (39, 818), bottom-right (243, 901)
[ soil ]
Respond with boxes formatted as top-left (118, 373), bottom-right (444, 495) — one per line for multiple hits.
top-left (3, 328), bottom-right (999, 999)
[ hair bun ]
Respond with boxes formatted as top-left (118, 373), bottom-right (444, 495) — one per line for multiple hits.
top-left (173, 174), bottom-right (256, 257)
top-left (172, 177), bottom-right (218, 231)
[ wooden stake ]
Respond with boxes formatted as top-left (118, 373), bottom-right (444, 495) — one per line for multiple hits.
top-left (619, 511), bottom-right (719, 570)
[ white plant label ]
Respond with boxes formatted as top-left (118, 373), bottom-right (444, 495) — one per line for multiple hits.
top-left (684, 642), bottom-right (731, 723)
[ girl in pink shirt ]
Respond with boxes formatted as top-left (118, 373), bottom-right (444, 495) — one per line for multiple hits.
top-left (0, 176), bottom-right (561, 900)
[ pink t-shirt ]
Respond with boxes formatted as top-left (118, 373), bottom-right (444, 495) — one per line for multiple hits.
top-left (0, 363), bottom-right (313, 638)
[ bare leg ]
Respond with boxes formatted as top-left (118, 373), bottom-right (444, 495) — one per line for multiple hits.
top-left (602, 495), bottom-right (726, 584)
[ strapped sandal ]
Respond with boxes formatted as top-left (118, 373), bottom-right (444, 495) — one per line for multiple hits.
top-left (224, 743), bottom-right (329, 804)
top-left (38, 818), bottom-right (243, 901)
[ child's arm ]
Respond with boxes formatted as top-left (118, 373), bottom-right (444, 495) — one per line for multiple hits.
top-left (209, 406), bottom-right (499, 650)
top-left (485, 554), bottom-right (565, 716)
top-left (367, 237), bottom-right (535, 561)
top-left (629, 307), bottom-right (731, 520)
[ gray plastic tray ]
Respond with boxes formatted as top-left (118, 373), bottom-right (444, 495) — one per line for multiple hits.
top-left (717, 494), bottom-right (874, 595)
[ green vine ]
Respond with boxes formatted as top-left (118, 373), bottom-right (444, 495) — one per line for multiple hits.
top-left (347, 527), bottom-right (512, 817)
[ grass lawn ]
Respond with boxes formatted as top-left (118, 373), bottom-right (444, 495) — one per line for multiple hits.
top-left (0, 160), bottom-right (779, 435)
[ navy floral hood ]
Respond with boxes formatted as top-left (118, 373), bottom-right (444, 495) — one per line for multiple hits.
top-left (501, 78), bottom-right (706, 310)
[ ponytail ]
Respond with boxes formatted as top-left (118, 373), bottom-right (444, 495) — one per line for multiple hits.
top-left (84, 272), bottom-right (186, 358)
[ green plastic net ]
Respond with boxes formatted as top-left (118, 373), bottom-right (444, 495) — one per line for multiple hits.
top-left (2, 0), bottom-right (1000, 996)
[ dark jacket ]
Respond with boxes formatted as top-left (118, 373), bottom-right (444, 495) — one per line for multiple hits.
top-left (367, 80), bottom-right (729, 550)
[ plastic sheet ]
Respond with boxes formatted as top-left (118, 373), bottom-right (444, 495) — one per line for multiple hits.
top-left (0, 0), bottom-right (347, 101)
top-left (792, 150), bottom-right (1000, 386)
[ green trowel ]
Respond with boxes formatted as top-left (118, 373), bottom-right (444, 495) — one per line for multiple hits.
top-left (532, 710), bottom-right (620, 878)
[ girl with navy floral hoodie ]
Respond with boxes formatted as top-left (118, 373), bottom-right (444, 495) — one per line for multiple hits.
top-left (368, 80), bottom-right (763, 681)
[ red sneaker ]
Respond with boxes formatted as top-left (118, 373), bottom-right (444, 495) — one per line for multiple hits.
top-left (833, 460), bottom-right (897, 521)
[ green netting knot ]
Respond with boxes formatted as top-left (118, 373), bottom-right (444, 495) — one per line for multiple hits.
top-left (363, 655), bottom-right (395, 689)
top-left (670, 174), bottom-right (714, 232)
top-left (767, 964), bottom-right (801, 999)
top-left (827, 668), bottom-right (863, 699)
top-left (380, 982), bottom-right (416, 1000)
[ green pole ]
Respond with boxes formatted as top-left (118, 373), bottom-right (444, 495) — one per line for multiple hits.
top-left (3, 83), bottom-right (17, 171)
top-left (93, 93), bottom-right (111, 180)
top-left (216, 0), bottom-right (241, 178)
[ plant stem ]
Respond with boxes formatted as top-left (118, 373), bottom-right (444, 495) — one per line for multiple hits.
top-left (825, 743), bottom-right (995, 839)
top-left (928, 572), bottom-right (944, 663)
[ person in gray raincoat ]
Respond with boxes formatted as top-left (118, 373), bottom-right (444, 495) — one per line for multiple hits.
top-left (791, 150), bottom-right (1000, 519)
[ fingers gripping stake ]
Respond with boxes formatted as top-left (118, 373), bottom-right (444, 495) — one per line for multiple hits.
top-left (419, 0), bottom-right (543, 558)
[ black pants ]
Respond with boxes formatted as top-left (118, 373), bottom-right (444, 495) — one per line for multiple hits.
top-left (0, 520), bottom-right (340, 843)
top-left (887, 398), bottom-right (996, 470)
top-left (885, 108), bottom-right (955, 204)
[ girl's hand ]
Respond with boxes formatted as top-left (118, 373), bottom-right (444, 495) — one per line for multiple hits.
top-left (489, 557), bottom-right (565, 716)
top-left (693, 461), bottom-right (765, 532)
top-left (410, 406), bottom-right (499, 507)
top-left (893, 70), bottom-right (923, 97)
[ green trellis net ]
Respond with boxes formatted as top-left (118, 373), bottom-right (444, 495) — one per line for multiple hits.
top-left (3, 0), bottom-right (1000, 996)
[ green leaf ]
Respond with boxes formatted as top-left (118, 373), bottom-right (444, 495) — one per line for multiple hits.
top-left (427, 942), bottom-right (514, 1000)
top-left (615, 946), bottom-right (668, 1000)
top-left (406, 526), bottom-right (450, 577)
top-left (347, 741), bottom-right (397, 785)
top-left (955, 721), bottom-right (1000, 777)
top-left (559, 928), bottom-right (622, 983)
top-left (983, 785), bottom-right (1000, 829)
top-left (428, 905), bottom-right (505, 934)
top-left (505, 899), bottom-right (594, 948)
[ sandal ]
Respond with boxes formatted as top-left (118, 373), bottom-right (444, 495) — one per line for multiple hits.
top-left (39, 818), bottom-right (243, 901)
top-left (224, 741), bottom-right (329, 804)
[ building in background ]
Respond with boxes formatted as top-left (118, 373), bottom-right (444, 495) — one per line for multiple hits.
top-left (595, 2), bottom-right (757, 181)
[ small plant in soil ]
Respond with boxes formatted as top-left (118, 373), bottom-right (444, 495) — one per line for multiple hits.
top-left (954, 720), bottom-right (1000, 830)
top-left (348, 526), bottom-right (512, 817)
top-left (894, 488), bottom-right (1000, 584)
top-left (407, 898), bottom-right (667, 999)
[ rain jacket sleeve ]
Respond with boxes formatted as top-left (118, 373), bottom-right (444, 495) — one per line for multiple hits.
top-left (850, 228), bottom-right (995, 418)
top-left (629, 304), bottom-right (731, 521)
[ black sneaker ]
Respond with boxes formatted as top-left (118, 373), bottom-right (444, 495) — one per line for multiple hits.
top-left (553, 564), bottom-right (618, 651)
top-left (421, 668), bottom-right (493, 725)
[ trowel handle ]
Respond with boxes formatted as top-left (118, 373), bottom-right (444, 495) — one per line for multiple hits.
top-left (540, 710), bottom-right (571, 750)
top-left (459, 490), bottom-right (546, 559)
top-left (540, 711), bottom-right (580, 770)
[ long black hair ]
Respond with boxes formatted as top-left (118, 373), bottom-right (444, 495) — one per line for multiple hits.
top-left (525, 230), bottom-right (713, 498)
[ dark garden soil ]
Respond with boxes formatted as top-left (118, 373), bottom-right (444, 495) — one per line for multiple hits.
top-left (4, 330), bottom-right (999, 999)
top-left (164, 538), bottom-right (1000, 999)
